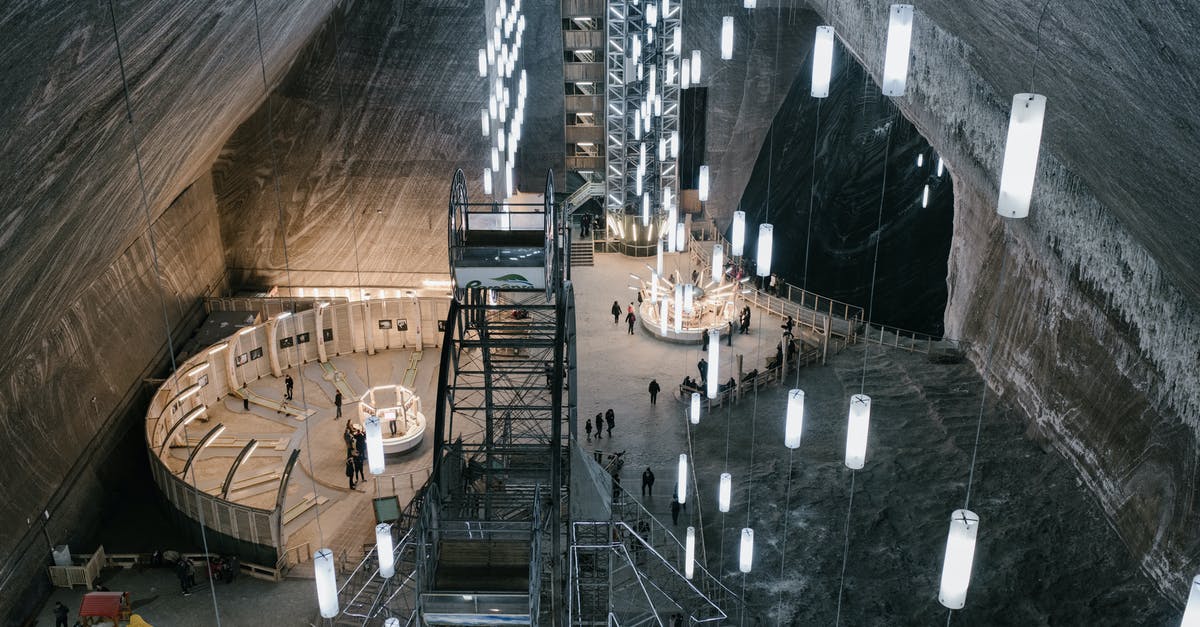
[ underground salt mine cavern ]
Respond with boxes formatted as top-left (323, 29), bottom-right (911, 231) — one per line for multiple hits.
top-left (3, 1), bottom-right (1199, 625)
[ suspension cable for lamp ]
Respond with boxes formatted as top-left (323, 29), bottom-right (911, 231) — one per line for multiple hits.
top-left (104, 1), bottom-right (224, 623)
top-left (835, 94), bottom-right (896, 627)
top-left (800, 100), bottom-right (822, 291)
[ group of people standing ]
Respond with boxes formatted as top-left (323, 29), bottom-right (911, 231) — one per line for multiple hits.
top-left (612, 300), bottom-right (637, 334)
top-left (584, 408), bottom-right (617, 441)
top-left (343, 421), bottom-right (367, 490)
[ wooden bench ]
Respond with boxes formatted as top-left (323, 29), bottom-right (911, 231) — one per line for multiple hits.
top-left (282, 492), bottom-right (330, 525)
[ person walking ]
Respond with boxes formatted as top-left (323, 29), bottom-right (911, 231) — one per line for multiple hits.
top-left (641, 467), bottom-right (655, 497)
top-left (284, 374), bottom-right (294, 400)
top-left (585, 418), bottom-right (593, 442)
top-left (354, 428), bottom-right (367, 483)
top-left (53, 602), bottom-right (69, 627)
top-left (605, 408), bottom-right (615, 437)
top-left (697, 358), bottom-right (708, 384)
top-left (740, 307), bottom-right (751, 334)
top-left (176, 559), bottom-right (191, 595)
top-left (185, 558), bottom-right (197, 590)
top-left (625, 309), bottom-right (636, 335)
top-left (345, 455), bottom-right (357, 490)
top-left (670, 495), bottom-right (681, 525)
top-left (595, 412), bottom-right (604, 439)
top-left (648, 379), bottom-right (661, 405)
top-left (726, 320), bottom-right (734, 346)
top-left (334, 391), bottom-right (343, 418)
top-left (781, 314), bottom-right (795, 338)
top-left (611, 300), bottom-right (621, 324)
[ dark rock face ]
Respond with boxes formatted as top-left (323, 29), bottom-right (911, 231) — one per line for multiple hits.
top-left (811, 0), bottom-right (1200, 601)
top-left (735, 40), bottom-right (953, 335)
top-left (0, 1), bottom-right (332, 619)
top-left (214, 0), bottom-right (564, 289)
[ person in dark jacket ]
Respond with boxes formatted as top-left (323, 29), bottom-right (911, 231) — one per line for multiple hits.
top-left (626, 310), bottom-right (636, 334)
top-left (648, 379), bottom-right (661, 405)
top-left (697, 358), bottom-right (708, 383)
top-left (284, 374), bottom-right (294, 400)
top-left (334, 391), bottom-right (343, 418)
top-left (670, 495), bottom-right (682, 525)
top-left (354, 428), bottom-right (367, 482)
top-left (595, 412), bottom-right (604, 439)
top-left (605, 408), bottom-right (615, 436)
top-left (585, 418), bottom-right (593, 441)
top-left (641, 467), bottom-right (655, 497)
top-left (611, 300), bottom-right (621, 324)
top-left (53, 602), bottom-right (69, 627)
top-left (345, 455), bottom-right (357, 490)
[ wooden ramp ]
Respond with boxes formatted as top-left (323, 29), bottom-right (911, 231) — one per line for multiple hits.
top-left (319, 361), bottom-right (359, 402)
top-left (402, 351), bottom-right (423, 388)
top-left (233, 387), bottom-right (315, 420)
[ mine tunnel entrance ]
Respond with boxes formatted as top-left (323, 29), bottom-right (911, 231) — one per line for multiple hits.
top-left (731, 33), bottom-right (954, 337)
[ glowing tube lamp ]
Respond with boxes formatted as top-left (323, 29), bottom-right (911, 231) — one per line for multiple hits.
top-left (1182, 575), bottom-right (1200, 626)
top-left (676, 222), bottom-right (687, 253)
top-left (845, 394), bottom-right (871, 469)
top-left (938, 509), bottom-right (980, 610)
top-left (690, 392), bottom-right (701, 425)
top-left (642, 193), bottom-right (651, 226)
top-left (698, 165), bottom-right (710, 201)
top-left (922, 184), bottom-right (930, 208)
top-left (685, 526), bottom-right (696, 579)
top-left (718, 472), bottom-right (732, 512)
top-left (691, 50), bottom-right (702, 81)
top-left (314, 548), bottom-right (339, 617)
top-left (651, 271), bottom-right (659, 302)
top-left (683, 283), bottom-right (695, 313)
top-left (881, 4), bottom-right (914, 97)
top-left (744, 0), bottom-right (756, 7)
top-left (385, 619), bottom-right (400, 627)
top-left (739, 528), bottom-right (754, 573)
top-left (917, 153), bottom-right (924, 167)
top-left (677, 454), bottom-right (688, 504)
top-left (785, 389), bottom-right (804, 449)
top-left (997, 93), bottom-right (1046, 219)
top-left (660, 299), bottom-right (669, 335)
top-left (673, 284), bottom-right (684, 333)
top-left (478, 49), bottom-right (486, 77)
top-left (721, 17), bottom-right (734, 60)
top-left (671, 131), bottom-right (680, 158)
top-left (712, 244), bottom-right (724, 283)
top-left (937, 156), bottom-right (945, 177)
top-left (657, 239), bottom-right (664, 275)
top-left (376, 523), bottom-right (395, 577)
top-left (756, 223), bottom-right (773, 277)
top-left (681, 58), bottom-right (691, 89)
top-left (481, 109), bottom-right (490, 136)
top-left (732, 211), bottom-right (746, 256)
top-left (483, 169), bottom-right (493, 196)
top-left (365, 415), bottom-right (385, 475)
top-left (812, 26), bottom-right (834, 98)
top-left (707, 329), bottom-right (720, 399)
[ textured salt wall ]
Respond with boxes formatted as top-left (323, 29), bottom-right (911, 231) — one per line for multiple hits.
top-left (814, 0), bottom-right (1200, 600)
top-left (0, 1), bottom-right (334, 619)
top-left (215, 0), bottom-right (565, 290)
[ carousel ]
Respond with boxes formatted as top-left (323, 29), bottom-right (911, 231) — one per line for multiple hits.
top-left (358, 384), bottom-right (427, 454)
top-left (631, 242), bottom-right (743, 344)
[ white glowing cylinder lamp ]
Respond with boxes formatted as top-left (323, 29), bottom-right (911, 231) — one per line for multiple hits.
top-left (844, 394), bottom-right (871, 470)
top-left (671, 131), bottom-right (680, 158)
top-left (659, 137), bottom-right (667, 161)
top-left (660, 299), bottom-right (670, 335)
top-left (1182, 575), bottom-right (1200, 626)
top-left (706, 329), bottom-right (720, 399)
top-left (812, 26), bottom-right (834, 98)
top-left (677, 454), bottom-right (688, 504)
top-left (738, 528), bottom-right (754, 573)
top-left (938, 509), bottom-right (980, 610)
top-left (937, 156), bottom-right (945, 177)
top-left (481, 109), bottom-right (490, 136)
top-left (676, 222), bottom-right (687, 253)
top-left (483, 170), bottom-right (493, 195)
top-left (656, 239), bottom-right (664, 275)
top-left (917, 153), bottom-right (924, 167)
top-left (712, 244), bottom-right (724, 283)
top-left (376, 523), bottom-right (395, 577)
top-left (673, 285), bottom-right (684, 333)
top-left (683, 283), bottom-right (695, 313)
top-left (996, 93), bottom-right (1046, 219)
top-left (642, 193), bottom-right (651, 226)
top-left (314, 548), bottom-right (339, 617)
top-left (721, 17), bottom-right (734, 60)
top-left (685, 526), bottom-right (696, 579)
top-left (384, 620), bottom-right (400, 627)
top-left (365, 415), bottom-right (385, 475)
top-left (756, 223), bottom-right (773, 277)
top-left (743, 0), bottom-right (756, 7)
top-left (478, 48), bottom-right (487, 77)
top-left (731, 211), bottom-right (746, 256)
top-left (491, 147), bottom-right (499, 172)
top-left (698, 165), bottom-right (710, 201)
top-left (651, 271), bottom-right (659, 303)
top-left (690, 392), bottom-right (701, 425)
top-left (784, 388), bottom-right (804, 449)
top-left (681, 58), bottom-right (691, 89)
top-left (718, 472), bottom-right (732, 512)
top-left (691, 50), bottom-right (702, 81)
top-left (881, 4), bottom-right (914, 97)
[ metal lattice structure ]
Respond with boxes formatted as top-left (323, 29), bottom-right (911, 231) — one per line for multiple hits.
top-left (605, 0), bottom-right (629, 217)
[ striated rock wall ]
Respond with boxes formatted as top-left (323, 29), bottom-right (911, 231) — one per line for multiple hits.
top-left (214, 0), bottom-right (564, 290)
top-left (0, 1), bottom-right (333, 618)
top-left (816, 0), bottom-right (1200, 600)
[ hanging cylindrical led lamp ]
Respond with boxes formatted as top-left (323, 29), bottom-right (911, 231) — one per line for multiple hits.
top-left (721, 17), bottom-right (734, 60)
top-left (706, 329), bottom-right (720, 399)
top-left (314, 548), bottom-right (339, 618)
top-left (683, 283), bottom-right (695, 313)
top-left (651, 271), bottom-right (659, 303)
top-left (881, 4), bottom-right (914, 97)
top-left (691, 50), bottom-right (702, 81)
top-left (1182, 575), bottom-right (1200, 626)
top-left (677, 453), bottom-right (688, 504)
top-left (784, 389), bottom-right (804, 449)
top-left (712, 244), bottom-right (724, 283)
top-left (743, 0), bottom-right (756, 7)
top-left (732, 211), bottom-right (746, 256)
top-left (384, 619), bottom-right (400, 627)
top-left (365, 415), bottom-right (385, 475)
top-left (938, 509), bottom-right (981, 610)
top-left (642, 193), bottom-right (651, 227)
top-left (657, 239), bottom-right (664, 275)
top-left (676, 222), bottom-right (687, 253)
top-left (812, 26), bottom-right (835, 98)
top-left (671, 131), bottom-right (680, 158)
top-left (660, 298), bottom-right (670, 335)
top-left (481, 109), bottom-right (490, 136)
top-left (690, 391), bottom-right (701, 425)
top-left (376, 523), bottom-right (395, 577)
top-left (698, 165), bottom-right (710, 201)
top-left (937, 156), bottom-right (945, 177)
top-left (844, 394), bottom-right (871, 469)
top-left (673, 285), bottom-right (684, 333)
top-left (996, 93), bottom-right (1046, 219)
top-left (483, 170), bottom-right (493, 196)
top-left (685, 527), bottom-right (696, 579)
top-left (739, 528), bottom-right (754, 573)
top-left (756, 223), bottom-right (773, 277)
top-left (681, 58), bottom-right (691, 89)
top-left (478, 48), bottom-right (487, 77)
top-left (718, 472), bottom-right (732, 512)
